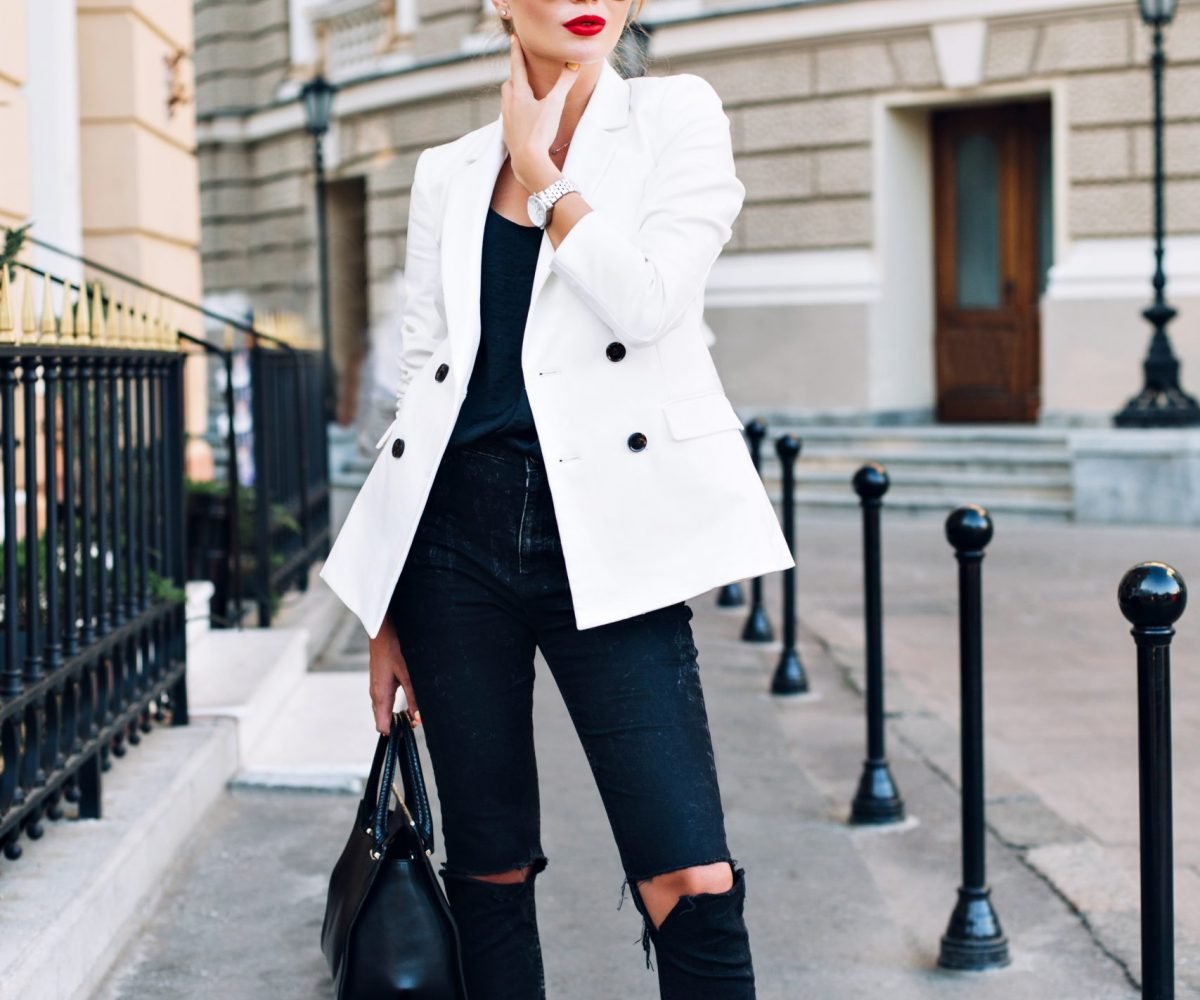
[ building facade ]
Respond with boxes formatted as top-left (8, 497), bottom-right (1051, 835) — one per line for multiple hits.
top-left (193, 0), bottom-right (1200, 431)
top-left (0, 0), bottom-right (210, 473)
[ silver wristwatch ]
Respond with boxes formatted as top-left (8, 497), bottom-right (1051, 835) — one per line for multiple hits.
top-left (527, 177), bottom-right (578, 229)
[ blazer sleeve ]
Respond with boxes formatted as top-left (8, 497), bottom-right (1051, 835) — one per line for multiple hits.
top-left (393, 147), bottom-right (448, 418)
top-left (548, 73), bottom-right (745, 349)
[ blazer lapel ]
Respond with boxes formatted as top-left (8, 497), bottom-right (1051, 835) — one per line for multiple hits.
top-left (440, 59), bottom-right (631, 377)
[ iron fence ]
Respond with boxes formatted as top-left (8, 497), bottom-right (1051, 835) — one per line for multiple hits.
top-left (0, 267), bottom-right (188, 864)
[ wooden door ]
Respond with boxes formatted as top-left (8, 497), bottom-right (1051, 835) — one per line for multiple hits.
top-left (933, 102), bottom-right (1051, 423)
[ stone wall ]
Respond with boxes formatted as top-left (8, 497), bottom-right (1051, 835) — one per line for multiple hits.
top-left (661, 3), bottom-right (1200, 254)
top-left (193, 0), bottom-right (291, 115)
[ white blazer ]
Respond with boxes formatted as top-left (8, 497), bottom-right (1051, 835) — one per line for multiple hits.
top-left (320, 59), bottom-right (794, 640)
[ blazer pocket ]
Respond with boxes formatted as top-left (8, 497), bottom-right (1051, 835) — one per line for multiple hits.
top-left (662, 390), bottom-right (745, 440)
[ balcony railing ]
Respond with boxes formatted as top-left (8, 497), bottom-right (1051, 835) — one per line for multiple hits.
top-left (311, 0), bottom-right (413, 80)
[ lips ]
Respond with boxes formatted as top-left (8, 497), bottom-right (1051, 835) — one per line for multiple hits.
top-left (563, 14), bottom-right (605, 33)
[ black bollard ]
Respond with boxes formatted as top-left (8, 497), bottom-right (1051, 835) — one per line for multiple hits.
top-left (849, 464), bottom-right (905, 825)
top-left (741, 419), bottom-right (774, 642)
top-left (1118, 562), bottom-right (1186, 1000)
top-left (770, 434), bottom-right (808, 695)
top-left (717, 581), bottom-right (745, 608)
top-left (938, 505), bottom-right (1010, 971)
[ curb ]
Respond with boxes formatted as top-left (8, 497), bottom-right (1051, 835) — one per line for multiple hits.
top-left (0, 719), bottom-right (239, 1000)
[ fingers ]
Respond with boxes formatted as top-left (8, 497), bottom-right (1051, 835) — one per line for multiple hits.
top-left (372, 682), bottom-right (395, 735)
top-left (508, 34), bottom-right (529, 94)
top-left (548, 62), bottom-right (580, 103)
top-left (394, 656), bottom-right (422, 728)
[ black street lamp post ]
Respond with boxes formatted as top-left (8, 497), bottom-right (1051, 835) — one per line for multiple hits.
top-left (300, 74), bottom-right (337, 423)
top-left (1115, 0), bottom-right (1200, 427)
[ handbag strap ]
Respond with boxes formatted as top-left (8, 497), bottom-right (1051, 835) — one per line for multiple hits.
top-left (368, 718), bottom-right (403, 856)
top-left (365, 712), bottom-right (436, 857)
top-left (397, 712), bottom-right (435, 850)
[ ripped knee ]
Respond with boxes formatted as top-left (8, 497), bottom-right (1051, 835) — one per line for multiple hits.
top-left (442, 855), bottom-right (549, 886)
top-left (466, 865), bottom-right (535, 885)
top-left (639, 860), bottom-right (734, 900)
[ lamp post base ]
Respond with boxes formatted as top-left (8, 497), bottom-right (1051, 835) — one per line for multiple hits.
top-left (1115, 385), bottom-right (1200, 427)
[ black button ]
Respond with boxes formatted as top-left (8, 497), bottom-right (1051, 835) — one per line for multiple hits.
top-left (435, 363), bottom-right (449, 382)
top-left (627, 432), bottom-right (647, 452)
top-left (391, 438), bottom-right (405, 458)
top-left (606, 341), bottom-right (626, 362)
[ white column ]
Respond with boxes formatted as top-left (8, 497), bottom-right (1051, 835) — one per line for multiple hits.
top-left (24, 0), bottom-right (82, 284)
top-left (289, 0), bottom-right (329, 70)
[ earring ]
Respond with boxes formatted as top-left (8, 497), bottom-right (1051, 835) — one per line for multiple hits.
top-left (499, 5), bottom-right (509, 15)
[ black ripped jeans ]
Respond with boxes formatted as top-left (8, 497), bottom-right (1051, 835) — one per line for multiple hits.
top-left (386, 436), bottom-right (756, 1000)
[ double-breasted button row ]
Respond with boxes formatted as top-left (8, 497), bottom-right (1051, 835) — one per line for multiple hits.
top-left (394, 357), bottom-right (648, 459)
top-left (394, 362), bottom-right (451, 459)
top-left (397, 432), bottom-right (647, 458)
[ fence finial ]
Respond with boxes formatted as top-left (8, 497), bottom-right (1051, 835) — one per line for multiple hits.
top-left (118, 292), bottom-right (132, 348)
top-left (20, 268), bottom-right (36, 345)
top-left (60, 282), bottom-right (76, 339)
top-left (40, 273), bottom-right (57, 342)
top-left (122, 292), bottom-right (135, 348)
top-left (0, 265), bottom-right (13, 341)
top-left (76, 279), bottom-right (91, 338)
top-left (134, 295), bottom-right (148, 348)
top-left (91, 282), bottom-right (106, 344)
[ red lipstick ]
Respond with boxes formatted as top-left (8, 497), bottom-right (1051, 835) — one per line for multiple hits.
top-left (563, 14), bottom-right (605, 34)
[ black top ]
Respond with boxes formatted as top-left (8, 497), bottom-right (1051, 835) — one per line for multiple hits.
top-left (446, 207), bottom-right (544, 458)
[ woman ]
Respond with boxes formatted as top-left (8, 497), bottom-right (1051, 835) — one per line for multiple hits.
top-left (318, 0), bottom-right (794, 994)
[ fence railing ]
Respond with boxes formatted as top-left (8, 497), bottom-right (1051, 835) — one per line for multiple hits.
top-left (247, 316), bottom-right (331, 627)
top-left (0, 265), bottom-right (189, 864)
top-left (17, 237), bottom-right (332, 633)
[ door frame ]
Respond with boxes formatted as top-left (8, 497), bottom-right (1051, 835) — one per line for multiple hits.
top-left (868, 83), bottom-right (1066, 423)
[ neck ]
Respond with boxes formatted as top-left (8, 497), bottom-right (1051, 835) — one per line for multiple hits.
top-left (520, 50), bottom-right (605, 132)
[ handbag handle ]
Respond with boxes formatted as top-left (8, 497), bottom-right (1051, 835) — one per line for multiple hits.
top-left (364, 711), bottom-right (435, 858)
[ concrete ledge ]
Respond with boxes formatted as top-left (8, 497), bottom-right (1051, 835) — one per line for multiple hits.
top-left (236, 672), bottom-right (382, 795)
top-left (0, 718), bottom-right (239, 1000)
top-left (1070, 428), bottom-right (1200, 525)
top-left (187, 627), bottom-right (310, 765)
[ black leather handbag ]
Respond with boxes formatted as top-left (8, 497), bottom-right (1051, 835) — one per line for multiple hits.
top-left (320, 710), bottom-right (468, 999)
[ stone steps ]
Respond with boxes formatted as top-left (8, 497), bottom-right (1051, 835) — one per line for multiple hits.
top-left (752, 423), bottom-right (1075, 520)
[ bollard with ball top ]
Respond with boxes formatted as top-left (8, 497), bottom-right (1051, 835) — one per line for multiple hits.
top-left (1119, 561), bottom-right (1186, 1000)
top-left (938, 505), bottom-right (1009, 971)
top-left (770, 433), bottom-right (808, 695)
top-left (741, 419), bottom-right (774, 643)
top-left (849, 463), bottom-right (905, 825)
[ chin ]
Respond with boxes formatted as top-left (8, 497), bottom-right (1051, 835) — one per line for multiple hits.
top-left (531, 34), bottom-right (616, 63)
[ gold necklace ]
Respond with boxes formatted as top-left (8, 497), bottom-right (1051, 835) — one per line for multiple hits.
top-left (550, 138), bottom-right (571, 156)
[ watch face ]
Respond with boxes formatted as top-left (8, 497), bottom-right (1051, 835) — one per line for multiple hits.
top-left (526, 194), bottom-right (547, 228)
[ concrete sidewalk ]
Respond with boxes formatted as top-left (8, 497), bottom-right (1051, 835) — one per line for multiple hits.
top-left (90, 517), bottom-right (1164, 998)
top-left (786, 510), bottom-right (1200, 993)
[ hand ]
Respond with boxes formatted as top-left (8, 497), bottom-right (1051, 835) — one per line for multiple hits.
top-left (501, 35), bottom-right (579, 192)
top-left (368, 616), bottom-right (421, 735)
